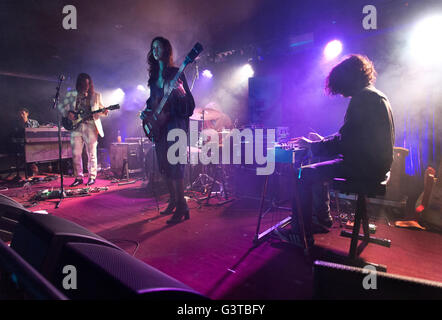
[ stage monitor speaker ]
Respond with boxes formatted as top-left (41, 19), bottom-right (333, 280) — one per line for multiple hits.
top-left (0, 194), bottom-right (29, 242)
top-left (52, 242), bottom-right (207, 300)
top-left (0, 238), bottom-right (66, 300)
top-left (313, 260), bottom-right (442, 300)
top-left (11, 212), bottom-right (122, 277)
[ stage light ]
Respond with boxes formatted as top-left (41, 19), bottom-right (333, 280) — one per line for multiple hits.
top-left (110, 88), bottom-right (125, 104)
top-left (137, 84), bottom-right (146, 91)
top-left (323, 40), bottom-right (343, 60)
top-left (239, 64), bottom-right (254, 80)
top-left (202, 69), bottom-right (213, 78)
top-left (409, 15), bottom-right (442, 65)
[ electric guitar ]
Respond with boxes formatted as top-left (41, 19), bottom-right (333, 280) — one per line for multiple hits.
top-left (416, 161), bottom-right (442, 232)
top-left (62, 104), bottom-right (120, 131)
top-left (140, 42), bottom-right (203, 141)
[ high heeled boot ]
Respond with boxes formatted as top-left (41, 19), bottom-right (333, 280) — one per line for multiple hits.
top-left (166, 200), bottom-right (189, 224)
top-left (166, 179), bottom-right (189, 224)
top-left (161, 179), bottom-right (176, 215)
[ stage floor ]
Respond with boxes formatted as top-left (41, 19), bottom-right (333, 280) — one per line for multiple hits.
top-left (1, 174), bottom-right (441, 299)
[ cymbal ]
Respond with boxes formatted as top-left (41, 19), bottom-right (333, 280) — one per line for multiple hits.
top-left (190, 107), bottom-right (223, 121)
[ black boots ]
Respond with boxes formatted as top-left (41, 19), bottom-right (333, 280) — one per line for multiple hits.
top-left (164, 178), bottom-right (189, 224)
top-left (160, 199), bottom-right (176, 215)
top-left (161, 178), bottom-right (176, 215)
top-left (166, 201), bottom-right (189, 224)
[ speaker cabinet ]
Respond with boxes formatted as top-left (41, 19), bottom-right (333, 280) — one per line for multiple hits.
top-left (11, 212), bottom-right (121, 277)
top-left (110, 142), bottom-right (143, 176)
top-left (53, 242), bottom-right (207, 300)
top-left (313, 260), bottom-right (442, 299)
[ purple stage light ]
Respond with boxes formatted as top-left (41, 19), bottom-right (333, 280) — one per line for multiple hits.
top-left (202, 69), bottom-right (213, 78)
top-left (323, 40), bottom-right (343, 60)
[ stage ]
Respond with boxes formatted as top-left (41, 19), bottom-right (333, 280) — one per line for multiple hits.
top-left (1, 173), bottom-right (441, 299)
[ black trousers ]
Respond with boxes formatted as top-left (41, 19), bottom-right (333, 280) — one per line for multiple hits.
top-left (292, 158), bottom-right (352, 236)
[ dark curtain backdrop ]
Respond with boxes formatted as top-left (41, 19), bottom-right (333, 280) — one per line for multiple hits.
top-left (397, 95), bottom-right (441, 176)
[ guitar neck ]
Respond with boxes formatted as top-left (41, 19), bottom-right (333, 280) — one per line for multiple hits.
top-left (79, 105), bottom-right (114, 116)
top-left (90, 109), bottom-right (104, 115)
top-left (155, 63), bottom-right (187, 115)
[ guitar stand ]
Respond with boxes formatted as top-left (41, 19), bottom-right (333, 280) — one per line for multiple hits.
top-left (190, 171), bottom-right (216, 195)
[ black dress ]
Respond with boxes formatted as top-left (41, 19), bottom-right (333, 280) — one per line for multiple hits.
top-left (147, 67), bottom-right (195, 179)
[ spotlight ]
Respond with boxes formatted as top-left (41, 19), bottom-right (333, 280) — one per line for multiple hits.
top-left (323, 40), bottom-right (343, 60)
top-left (409, 15), bottom-right (442, 65)
top-left (202, 69), bottom-right (213, 78)
top-left (239, 64), bottom-right (254, 80)
top-left (110, 88), bottom-right (125, 104)
top-left (137, 84), bottom-right (146, 91)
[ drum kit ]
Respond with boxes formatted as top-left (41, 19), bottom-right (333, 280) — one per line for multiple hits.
top-left (187, 106), bottom-right (234, 204)
top-left (189, 106), bottom-right (233, 150)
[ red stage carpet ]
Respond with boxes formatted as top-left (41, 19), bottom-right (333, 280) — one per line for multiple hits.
top-left (2, 176), bottom-right (442, 299)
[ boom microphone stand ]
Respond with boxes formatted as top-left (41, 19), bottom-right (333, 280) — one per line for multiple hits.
top-left (52, 75), bottom-right (66, 209)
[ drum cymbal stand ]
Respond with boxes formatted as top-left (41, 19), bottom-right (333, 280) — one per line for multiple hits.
top-left (186, 109), bottom-right (224, 201)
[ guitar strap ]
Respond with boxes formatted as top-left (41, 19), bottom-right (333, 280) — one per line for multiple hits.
top-left (75, 92), bottom-right (90, 112)
top-left (75, 92), bottom-right (94, 122)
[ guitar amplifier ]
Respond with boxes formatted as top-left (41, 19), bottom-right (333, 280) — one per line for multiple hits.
top-left (110, 143), bottom-right (143, 176)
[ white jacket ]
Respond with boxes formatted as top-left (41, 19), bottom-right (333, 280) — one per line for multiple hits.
top-left (59, 90), bottom-right (107, 137)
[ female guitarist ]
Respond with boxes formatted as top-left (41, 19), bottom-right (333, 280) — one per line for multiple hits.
top-left (144, 36), bottom-right (195, 224)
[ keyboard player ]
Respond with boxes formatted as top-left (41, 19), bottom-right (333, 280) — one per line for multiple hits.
top-left (276, 55), bottom-right (395, 248)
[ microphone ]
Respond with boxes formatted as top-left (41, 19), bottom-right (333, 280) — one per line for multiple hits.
top-left (195, 64), bottom-right (199, 79)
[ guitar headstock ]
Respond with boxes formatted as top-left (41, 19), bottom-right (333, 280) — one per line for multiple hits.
top-left (108, 104), bottom-right (120, 110)
top-left (184, 43), bottom-right (203, 65)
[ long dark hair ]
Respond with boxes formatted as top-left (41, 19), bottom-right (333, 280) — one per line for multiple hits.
top-left (75, 73), bottom-right (95, 98)
top-left (147, 36), bottom-right (174, 87)
top-left (325, 54), bottom-right (377, 96)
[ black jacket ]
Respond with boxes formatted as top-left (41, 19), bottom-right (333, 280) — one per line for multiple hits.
top-left (146, 66), bottom-right (195, 135)
top-left (311, 86), bottom-right (395, 180)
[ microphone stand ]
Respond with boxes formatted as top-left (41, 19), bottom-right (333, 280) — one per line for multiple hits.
top-left (52, 75), bottom-right (66, 209)
top-left (185, 62), bottom-right (201, 206)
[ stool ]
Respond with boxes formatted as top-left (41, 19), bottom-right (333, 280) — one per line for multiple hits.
top-left (332, 176), bottom-right (392, 262)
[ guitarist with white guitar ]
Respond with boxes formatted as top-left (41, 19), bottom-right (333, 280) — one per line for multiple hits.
top-left (141, 37), bottom-right (196, 224)
top-left (58, 73), bottom-right (109, 187)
